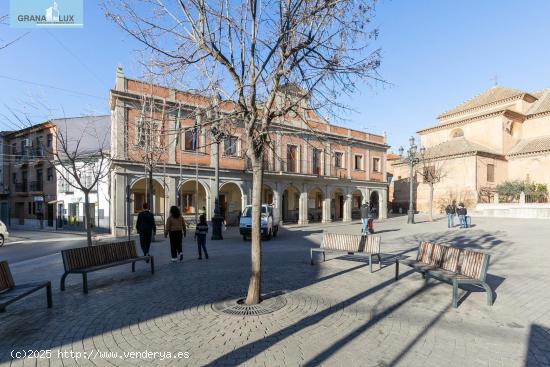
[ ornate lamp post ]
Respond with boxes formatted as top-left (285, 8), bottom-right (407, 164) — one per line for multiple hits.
top-left (398, 136), bottom-right (425, 224)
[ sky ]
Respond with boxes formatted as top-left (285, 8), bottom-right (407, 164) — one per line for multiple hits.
top-left (1, 0), bottom-right (550, 152)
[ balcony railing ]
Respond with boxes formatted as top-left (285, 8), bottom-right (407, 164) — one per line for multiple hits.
top-left (242, 158), bottom-right (357, 178)
top-left (29, 180), bottom-right (43, 192)
top-left (15, 182), bottom-right (27, 193)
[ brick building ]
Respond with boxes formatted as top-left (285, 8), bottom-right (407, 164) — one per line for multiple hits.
top-left (109, 67), bottom-right (389, 236)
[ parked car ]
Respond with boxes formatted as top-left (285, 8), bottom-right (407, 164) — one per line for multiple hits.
top-left (0, 220), bottom-right (9, 247)
top-left (239, 204), bottom-right (280, 241)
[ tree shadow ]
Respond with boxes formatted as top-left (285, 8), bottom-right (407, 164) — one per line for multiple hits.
top-left (526, 323), bottom-right (550, 366)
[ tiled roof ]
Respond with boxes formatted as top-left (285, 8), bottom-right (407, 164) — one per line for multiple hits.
top-left (422, 137), bottom-right (499, 159)
top-left (438, 86), bottom-right (525, 118)
top-left (527, 89), bottom-right (550, 116)
top-left (508, 135), bottom-right (550, 156)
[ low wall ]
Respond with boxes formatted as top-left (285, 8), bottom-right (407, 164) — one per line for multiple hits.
top-left (474, 203), bottom-right (550, 219)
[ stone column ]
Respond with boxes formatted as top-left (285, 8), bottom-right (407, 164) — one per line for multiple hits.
top-left (343, 193), bottom-right (352, 222)
top-left (298, 191), bottom-right (308, 224)
top-left (272, 186), bottom-right (281, 223)
top-left (379, 188), bottom-right (388, 219)
top-left (322, 197), bottom-right (332, 223)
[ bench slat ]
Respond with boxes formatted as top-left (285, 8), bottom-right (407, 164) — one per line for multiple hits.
top-left (62, 241), bottom-right (138, 271)
top-left (441, 246), bottom-right (461, 272)
top-left (417, 241), bottom-right (432, 263)
top-left (321, 233), bottom-right (380, 254)
top-left (460, 250), bottom-right (488, 280)
top-left (428, 244), bottom-right (447, 267)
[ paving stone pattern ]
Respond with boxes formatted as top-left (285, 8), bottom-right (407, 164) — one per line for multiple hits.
top-left (0, 215), bottom-right (549, 366)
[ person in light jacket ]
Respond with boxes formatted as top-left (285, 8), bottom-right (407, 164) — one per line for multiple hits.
top-left (360, 202), bottom-right (370, 235)
top-left (164, 206), bottom-right (187, 261)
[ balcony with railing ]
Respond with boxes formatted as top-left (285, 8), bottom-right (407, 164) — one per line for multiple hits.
top-left (245, 157), bottom-right (351, 179)
top-left (29, 180), bottom-right (43, 192)
top-left (15, 182), bottom-right (28, 193)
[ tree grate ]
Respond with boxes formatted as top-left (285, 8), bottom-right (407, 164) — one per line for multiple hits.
top-left (211, 291), bottom-right (287, 316)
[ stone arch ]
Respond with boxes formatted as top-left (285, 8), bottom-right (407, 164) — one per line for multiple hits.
top-left (330, 187), bottom-right (345, 221)
top-left (219, 181), bottom-right (244, 226)
top-left (262, 184), bottom-right (275, 205)
top-left (178, 179), bottom-right (210, 220)
top-left (351, 189), bottom-right (364, 219)
top-left (370, 190), bottom-right (380, 219)
top-left (129, 177), bottom-right (166, 216)
top-left (282, 184), bottom-right (301, 223)
top-left (307, 186), bottom-right (324, 222)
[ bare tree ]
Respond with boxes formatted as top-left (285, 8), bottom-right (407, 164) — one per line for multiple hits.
top-left (0, 15), bottom-right (28, 51)
top-left (416, 158), bottom-right (446, 221)
top-left (105, 0), bottom-right (382, 304)
top-left (49, 118), bottom-right (110, 246)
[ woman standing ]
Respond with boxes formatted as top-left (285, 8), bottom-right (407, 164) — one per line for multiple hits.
top-left (164, 206), bottom-right (187, 261)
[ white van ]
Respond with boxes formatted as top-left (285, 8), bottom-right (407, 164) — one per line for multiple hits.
top-left (239, 204), bottom-right (280, 240)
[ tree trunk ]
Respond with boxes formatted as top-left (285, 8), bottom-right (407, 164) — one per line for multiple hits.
top-left (148, 168), bottom-right (154, 211)
top-left (429, 183), bottom-right (434, 222)
top-left (245, 151), bottom-right (264, 305)
top-left (84, 191), bottom-right (93, 246)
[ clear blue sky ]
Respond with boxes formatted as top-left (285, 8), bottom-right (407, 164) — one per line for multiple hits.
top-left (1, 0), bottom-right (550, 152)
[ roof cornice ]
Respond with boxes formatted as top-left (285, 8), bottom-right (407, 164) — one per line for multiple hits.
top-left (437, 92), bottom-right (534, 120)
top-left (418, 109), bottom-right (526, 135)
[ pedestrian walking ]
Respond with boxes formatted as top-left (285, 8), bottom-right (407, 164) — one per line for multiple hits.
top-left (164, 206), bottom-right (187, 262)
top-left (195, 214), bottom-right (209, 260)
top-left (360, 202), bottom-right (370, 235)
top-left (445, 201), bottom-right (456, 228)
top-left (457, 203), bottom-right (468, 228)
top-left (136, 203), bottom-right (156, 259)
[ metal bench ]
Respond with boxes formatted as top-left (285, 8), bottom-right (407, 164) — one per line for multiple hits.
top-left (0, 261), bottom-right (52, 312)
top-left (60, 240), bottom-right (154, 294)
top-left (311, 233), bottom-right (382, 273)
top-left (395, 241), bottom-right (492, 308)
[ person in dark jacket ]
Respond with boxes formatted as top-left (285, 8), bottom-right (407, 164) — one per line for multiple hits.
top-left (457, 203), bottom-right (468, 228)
top-left (360, 202), bottom-right (370, 235)
top-left (445, 201), bottom-right (456, 228)
top-left (195, 214), bottom-right (209, 260)
top-left (136, 203), bottom-right (156, 257)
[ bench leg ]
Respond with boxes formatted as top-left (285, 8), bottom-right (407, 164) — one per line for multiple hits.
top-left (424, 272), bottom-right (429, 285)
top-left (369, 254), bottom-right (373, 273)
top-left (395, 260), bottom-right (399, 281)
top-left (376, 254), bottom-right (382, 270)
top-left (322, 251), bottom-right (326, 263)
top-left (46, 282), bottom-right (53, 308)
top-left (60, 272), bottom-right (68, 291)
top-left (82, 273), bottom-right (88, 294)
top-left (132, 261), bottom-right (136, 272)
top-left (150, 256), bottom-right (155, 274)
top-left (310, 249), bottom-right (314, 265)
top-left (452, 279), bottom-right (458, 308)
top-left (481, 281), bottom-right (493, 306)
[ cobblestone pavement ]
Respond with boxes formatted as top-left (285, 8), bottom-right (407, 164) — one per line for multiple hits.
top-left (1, 215), bottom-right (549, 366)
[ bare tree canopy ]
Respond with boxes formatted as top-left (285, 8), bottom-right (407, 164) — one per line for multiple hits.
top-left (105, 0), bottom-right (383, 304)
top-left (0, 15), bottom-right (28, 51)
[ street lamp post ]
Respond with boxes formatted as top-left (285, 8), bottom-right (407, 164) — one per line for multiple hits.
top-left (399, 136), bottom-right (425, 224)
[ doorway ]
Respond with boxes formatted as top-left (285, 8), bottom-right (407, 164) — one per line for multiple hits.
top-left (47, 204), bottom-right (54, 227)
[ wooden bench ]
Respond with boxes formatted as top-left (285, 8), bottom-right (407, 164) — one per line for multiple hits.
top-left (0, 261), bottom-right (52, 312)
top-left (60, 240), bottom-right (154, 294)
top-left (395, 241), bottom-right (492, 308)
top-left (311, 233), bottom-right (382, 273)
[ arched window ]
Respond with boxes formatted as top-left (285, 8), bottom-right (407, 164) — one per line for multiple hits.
top-left (450, 129), bottom-right (464, 138)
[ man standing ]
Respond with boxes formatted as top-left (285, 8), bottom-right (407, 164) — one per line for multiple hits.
top-left (360, 202), bottom-right (370, 235)
top-left (136, 203), bottom-right (156, 257)
top-left (457, 203), bottom-right (468, 229)
top-left (445, 202), bottom-right (455, 228)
